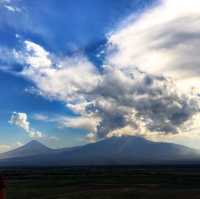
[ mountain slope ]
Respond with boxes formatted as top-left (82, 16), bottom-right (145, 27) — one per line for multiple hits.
top-left (53, 136), bottom-right (200, 165)
top-left (0, 136), bottom-right (199, 166)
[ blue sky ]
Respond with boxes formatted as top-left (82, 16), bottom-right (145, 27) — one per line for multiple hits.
top-left (1, 0), bottom-right (200, 151)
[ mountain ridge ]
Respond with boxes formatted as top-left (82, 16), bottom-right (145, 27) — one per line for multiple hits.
top-left (0, 136), bottom-right (199, 166)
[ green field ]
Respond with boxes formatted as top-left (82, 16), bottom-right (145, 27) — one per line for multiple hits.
top-left (1, 166), bottom-right (200, 199)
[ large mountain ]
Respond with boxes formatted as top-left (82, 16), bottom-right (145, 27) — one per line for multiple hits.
top-left (0, 136), bottom-right (199, 166)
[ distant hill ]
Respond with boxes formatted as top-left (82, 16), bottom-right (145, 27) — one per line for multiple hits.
top-left (0, 136), bottom-right (199, 167)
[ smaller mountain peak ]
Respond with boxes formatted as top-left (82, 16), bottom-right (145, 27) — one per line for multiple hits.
top-left (24, 140), bottom-right (50, 149)
top-left (0, 140), bottom-right (52, 160)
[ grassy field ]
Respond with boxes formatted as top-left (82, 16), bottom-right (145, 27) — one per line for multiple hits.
top-left (1, 166), bottom-right (200, 199)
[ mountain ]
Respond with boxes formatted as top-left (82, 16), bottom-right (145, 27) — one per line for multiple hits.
top-left (0, 136), bottom-right (199, 166)
top-left (0, 140), bottom-right (52, 160)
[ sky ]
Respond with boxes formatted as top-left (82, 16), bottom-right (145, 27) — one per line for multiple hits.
top-left (0, 0), bottom-right (200, 152)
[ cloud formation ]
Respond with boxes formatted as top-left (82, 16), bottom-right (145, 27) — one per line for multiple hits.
top-left (107, 0), bottom-right (200, 92)
top-left (9, 112), bottom-right (43, 138)
top-left (87, 66), bottom-right (200, 138)
top-left (12, 40), bottom-right (200, 140)
top-left (5, 0), bottom-right (200, 142)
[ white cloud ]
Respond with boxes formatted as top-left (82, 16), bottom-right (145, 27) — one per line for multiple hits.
top-left (23, 41), bottom-right (52, 69)
top-left (4, 4), bottom-right (21, 12)
top-left (9, 112), bottom-right (29, 131)
top-left (9, 112), bottom-right (43, 138)
top-left (107, 0), bottom-right (200, 92)
top-left (16, 40), bottom-right (100, 104)
top-left (0, 0), bottom-right (21, 13)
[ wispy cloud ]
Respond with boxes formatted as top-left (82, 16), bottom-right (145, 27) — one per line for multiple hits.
top-left (9, 112), bottom-right (43, 138)
top-left (32, 113), bottom-right (49, 122)
top-left (0, 0), bottom-right (21, 13)
top-left (107, 0), bottom-right (200, 92)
